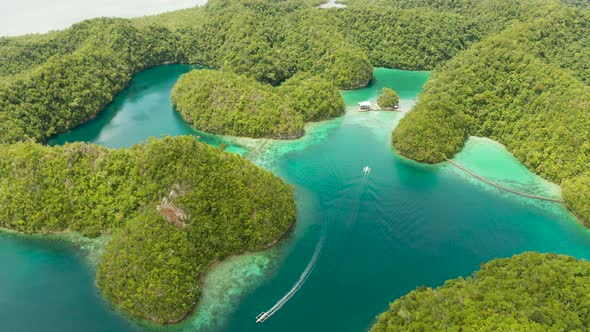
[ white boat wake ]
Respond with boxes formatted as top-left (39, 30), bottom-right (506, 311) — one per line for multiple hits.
top-left (256, 231), bottom-right (326, 323)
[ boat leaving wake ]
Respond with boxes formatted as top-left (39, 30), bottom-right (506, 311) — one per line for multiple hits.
top-left (256, 229), bottom-right (326, 323)
top-left (256, 165), bottom-right (370, 323)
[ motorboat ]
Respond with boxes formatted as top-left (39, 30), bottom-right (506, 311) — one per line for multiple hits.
top-left (256, 312), bottom-right (270, 323)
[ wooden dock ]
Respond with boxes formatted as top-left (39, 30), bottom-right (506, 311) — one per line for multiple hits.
top-left (357, 106), bottom-right (377, 112)
top-left (446, 159), bottom-right (564, 203)
top-left (356, 105), bottom-right (405, 112)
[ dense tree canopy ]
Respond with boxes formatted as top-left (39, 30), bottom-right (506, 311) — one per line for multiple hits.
top-left (377, 88), bottom-right (400, 110)
top-left (372, 253), bottom-right (590, 331)
top-left (97, 211), bottom-right (200, 323)
top-left (172, 70), bottom-right (305, 139)
top-left (0, 18), bottom-right (179, 144)
top-left (560, 0), bottom-right (590, 8)
top-left (150, 0), bottom-right (374, 88)
top-left (1, 0), bottom-right (590, 325)
top-left (0, 136), bottom-right (296, 322)
top-left (392, 8), bottom-right (590, 224)
top-left (280, 72), bottom-right (345, 122)
top-left (329, 7), bottom-right (474, 70)
top-left (2, 0), bottom-right (554, 144)
top-left (335, 0), bottom-right (555, 69)
top-left (171, 70), bottom-right (344, 138)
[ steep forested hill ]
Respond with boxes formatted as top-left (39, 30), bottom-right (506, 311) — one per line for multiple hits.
top-left (1, 0), bottom-right (551, 144)
top-left (391, 7), bottom-right (590, 224)
top-left (0, 0), bottom-right (374, 144)
top-left (2, 0), bottom-right (590, 326)
top-left (0, 136), bottom-right (296, 322)
top-left (372, 253), bottom-right (590, 331)
top-left (171, 69), bottom-right (344, 138)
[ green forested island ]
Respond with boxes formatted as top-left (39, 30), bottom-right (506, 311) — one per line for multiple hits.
top-left (172, 70), bottom-right (304, 139)
top-left (371, 253), bottom-right (590, 331)
top-left (2, 0), bottom-right (590, 328)
top-left (171, 70), bottom-right (344, 138)
top-left (377, 88), bottom-right (399, 110)
top-left (0, 0), bottom-right (376, 144)
top-left (1, 0), bottom-right (561, 145)
top-left (391, 4), bottom-right (590, 225)
top-left (0, 136), bottom-right (296, 322)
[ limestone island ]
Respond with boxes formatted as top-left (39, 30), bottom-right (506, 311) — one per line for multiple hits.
top-left (0, 136), bottom-right (296, 323)
top-left (171, 70), bottom-right (345, 139)
top-left (372, 253), bottom-right (590, 331)
top-left (1, 0), bottom-right (590, 328)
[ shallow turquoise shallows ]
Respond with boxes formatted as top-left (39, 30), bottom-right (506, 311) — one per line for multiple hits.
top-left (3, 65), bottom-right (590, 332)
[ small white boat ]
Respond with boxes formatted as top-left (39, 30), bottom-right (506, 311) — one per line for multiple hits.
top-left (363, 166), bottom-right (371, 174)
top-left (256, 312), bottom-right (270, 323)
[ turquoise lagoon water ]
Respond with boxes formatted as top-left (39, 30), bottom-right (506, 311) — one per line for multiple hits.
top-left (2, 65), bottom-right (590, 332)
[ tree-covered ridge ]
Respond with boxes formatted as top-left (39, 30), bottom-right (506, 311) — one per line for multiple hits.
top-left (171, 70), bottom-right (344, 139)
top-left (339, 0), bottom-right (557, 40)
top-left (172, 70), bottom-right (304, 139)
top-left (0, 136), bottom-right (296, 322)
top-left (1, 0), bottom-right (557, 144)
top-left (509, 9), bottom-right (590, 85)
top-left (0, 135), bottom-right (295, 243)
top-left (0, 141), bottom-right (132, 235)
top-left (371, 253), bottom-right (590, 331)
top-left (391, 9), bottom-right (590, 225)
top-left (201, 1), bottom-right (374, 88)
top-left (279, 72), bottom-right (345, 121)
top-left (0, 18), bottom-right (178, 81)
top-left (329, 7), bottom-right (475, 70)
top-left (0, 0), bottom-right (372, 144)
top-left (98, 211), bottom-right (200, 323)
top-left (0, 45), bottom-right (130, 144)
top-left (0, 18), bottom-right (180, 144)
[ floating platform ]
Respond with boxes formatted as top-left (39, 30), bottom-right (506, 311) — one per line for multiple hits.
top-left (357, 101), bottom-right (402, 112)
top-left (357, 101), bottom-right (376, 112)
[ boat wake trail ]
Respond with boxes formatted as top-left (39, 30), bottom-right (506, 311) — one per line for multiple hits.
top-left (256, 229), bottom-right (326, 323)
top-left (256, 164), bottom-right (372, 323)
